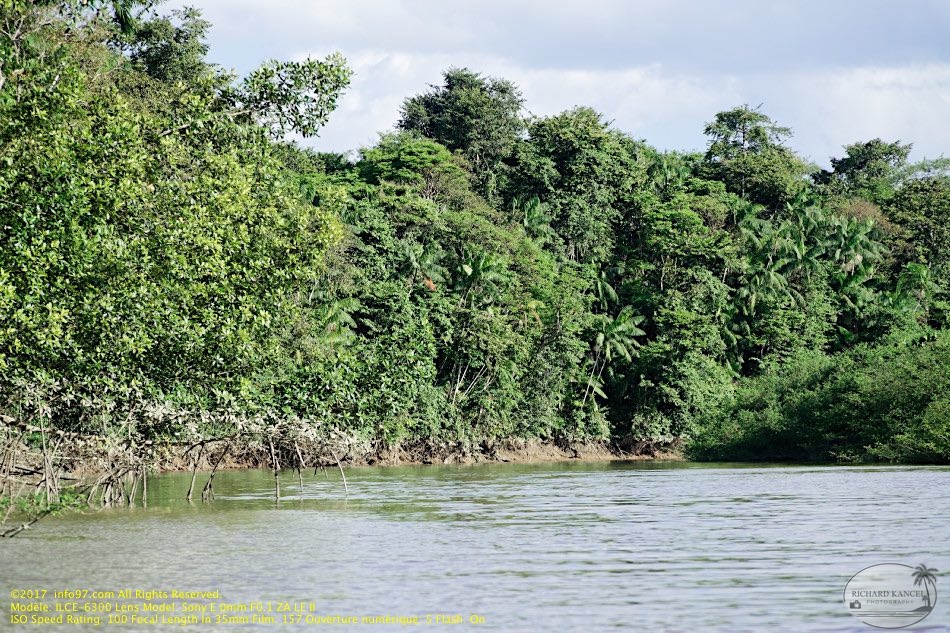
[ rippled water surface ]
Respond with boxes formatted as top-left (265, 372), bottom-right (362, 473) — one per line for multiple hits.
top-left (1, 461), bottom-right (948, 632)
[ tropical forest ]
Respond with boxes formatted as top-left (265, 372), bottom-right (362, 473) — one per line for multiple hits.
top-left (2, 0), bottom-right (949, 519)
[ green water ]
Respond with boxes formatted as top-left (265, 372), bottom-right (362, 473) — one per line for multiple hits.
top-left (1, 461), bottom-right (947, 632)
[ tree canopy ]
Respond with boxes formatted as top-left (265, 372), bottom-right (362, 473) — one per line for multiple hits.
top-left (1, 4), bottom-right (948, 466)
top-left (398, 67), bottom-right (524, 202)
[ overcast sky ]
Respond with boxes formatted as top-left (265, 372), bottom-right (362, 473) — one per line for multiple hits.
top-left (167, 0), bottom-right (950, 166)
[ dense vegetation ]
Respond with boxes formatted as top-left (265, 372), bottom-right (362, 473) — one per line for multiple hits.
top-left (2, 1), bottom-right (948, 467)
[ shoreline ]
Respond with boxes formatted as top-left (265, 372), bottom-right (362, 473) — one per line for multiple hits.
top-left (2, 418), bottom-right (684, 520)
top-left (141, 438), bottom-right (684, 476)
top-left (0, 436), bottom-right (679, 532)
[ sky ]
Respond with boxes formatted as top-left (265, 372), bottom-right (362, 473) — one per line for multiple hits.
top-left (166, 0), bottom-right (950, 166)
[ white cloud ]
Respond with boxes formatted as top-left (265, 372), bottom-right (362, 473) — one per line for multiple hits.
top-left (307, 50), bottom-right (743, 155)
top-left (750, 64), bottom-right (950, 164)
top-left (165, 1), bottom-right (950, 164)
top-left (309, 48), bottom-right (950, 167)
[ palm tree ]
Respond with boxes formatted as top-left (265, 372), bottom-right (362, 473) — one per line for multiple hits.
top-left (308, 290), bottom-right (358, 348)
top-left (728, 198), bottom-right (762, 229)
top-left (735, 214), bottom-right (812, 317)
top-left (912, 563), bottom-right (938, 609)
top-left (401, 240), bottom-right (448, 290)
top-left (514, 196), bottom-right (555, 245)
top-left (582, 306), bottom-right (645, 405)
top-left (833, 262), bottom-right (877, 311)
top-left (650, 155), bottom-right (691, 197)
top-left (736, 258), bottom-right (795, 316)
top-left (823, 215), bottom-right (884, 313)
top-left (829, 215), bottom-right (882, 276)
top-left (455, 248), bottom-right (507, 307)
top-left (774, 201), bottom-right (827, 282)
top-left (592, 269), bottom-right (618, 312)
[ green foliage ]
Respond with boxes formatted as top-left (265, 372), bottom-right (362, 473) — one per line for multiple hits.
top-left (816, 138), bottom-right (911, 204)
top-left (886, 177), bottom-right (950, 280)
top-left (701, 105), bottom-right (809, 210)
top-left (689, 331), bottom-right (950, 463)
top-left (399, 68), bottom-right (524, 201)
top-left (239, 54), bottom-right (352, 138)
top-left (514, 196), bottom-right (556, 246)
top-left (0, 6), bottom-right (343, 435)
top-left (1, 6), bottom-right (948, 464)
top-left (12, 488), bottom-right (86, 521)
top-left (508, 107), bottom-right (646, 264)
top-left (126, 7), bottom-right (212, 83)
top-left (358, 132), bottom-right (470, 209)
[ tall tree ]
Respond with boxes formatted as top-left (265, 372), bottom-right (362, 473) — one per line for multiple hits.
top-left (815, 138), bottom-right (911, 205)
top-left (398, 68), bottom-right (524, 202)
top-left (701, 105), bottom-right (809, 211)
top-left (886, 177), bottom-right (950, 281)
top-left (126, 7), bottom-right (212, 84)
top-left (508, 107), bottom-right (646, 264)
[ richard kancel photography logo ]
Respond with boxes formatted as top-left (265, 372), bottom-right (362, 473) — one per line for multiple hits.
top-left (844, 563), bottom-right (938, 629)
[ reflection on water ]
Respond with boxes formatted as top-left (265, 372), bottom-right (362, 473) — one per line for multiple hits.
top-left (1, 461), bottom-right (947, 632)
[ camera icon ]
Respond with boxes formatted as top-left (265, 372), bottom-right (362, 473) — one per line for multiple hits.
top-left (849, 601), bottom-right (862, 609)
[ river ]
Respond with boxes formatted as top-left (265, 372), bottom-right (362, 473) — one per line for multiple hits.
top-left (1, 461), bottom-right (947, 632)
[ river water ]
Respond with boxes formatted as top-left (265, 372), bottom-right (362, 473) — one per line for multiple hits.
top-left (1, 461), bottom-right (947, 632)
